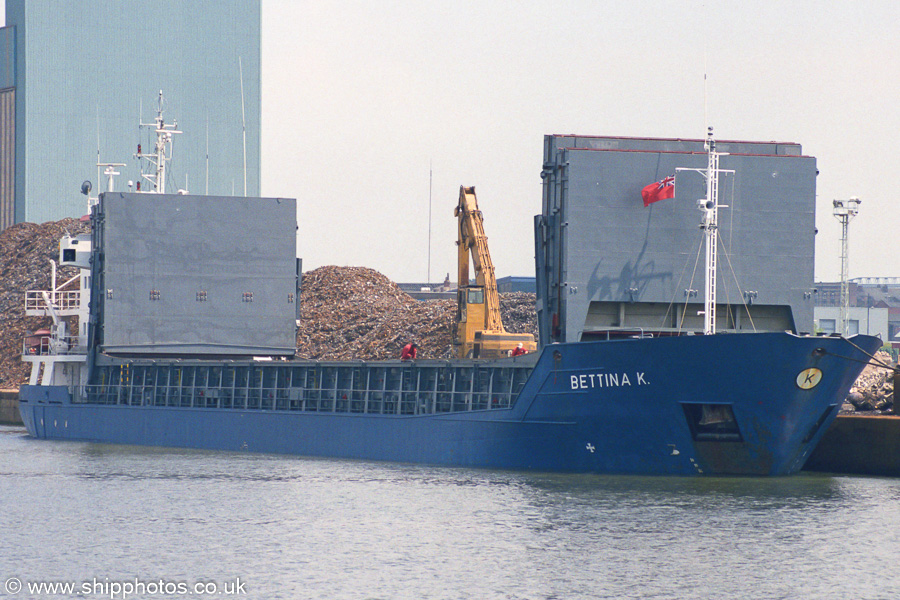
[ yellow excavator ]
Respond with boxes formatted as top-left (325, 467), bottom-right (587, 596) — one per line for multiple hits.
top-left (453, 185), bottom-right (537, 359)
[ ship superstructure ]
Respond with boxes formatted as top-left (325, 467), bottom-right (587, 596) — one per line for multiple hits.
top-left (23, 232), bottom-right (91, 388)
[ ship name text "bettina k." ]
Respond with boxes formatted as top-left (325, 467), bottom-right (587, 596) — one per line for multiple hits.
top-left (569, 372), bottom-right (650, 390)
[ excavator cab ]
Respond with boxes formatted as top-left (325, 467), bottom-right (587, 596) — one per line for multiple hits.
top-left (456, 286), bottom-right (486, 357)
top-left (456, 287), bottom-right (485, 325)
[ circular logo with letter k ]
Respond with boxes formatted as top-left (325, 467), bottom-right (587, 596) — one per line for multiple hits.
top-left (796, 368), bottom-right (823, 390)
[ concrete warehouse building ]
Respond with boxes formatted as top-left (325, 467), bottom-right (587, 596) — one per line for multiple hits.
top-left (0, 0), bottom-right (261, 231)
top-left (816, 278), bottom-right (900, 350)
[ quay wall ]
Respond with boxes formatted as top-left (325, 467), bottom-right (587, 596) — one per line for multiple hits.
top-left (0, 389), bottom-right (22, 425)
top-left (805, 414), bottom-right (900, 477)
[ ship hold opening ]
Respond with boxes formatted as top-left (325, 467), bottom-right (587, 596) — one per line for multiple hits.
top-left (682, 403), bottom-right (743, 442)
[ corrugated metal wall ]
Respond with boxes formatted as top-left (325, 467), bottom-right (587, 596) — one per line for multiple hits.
top-left (0, 25), bottom-right (15, 231)
top-left (0, 89), bottom-right (14, 231)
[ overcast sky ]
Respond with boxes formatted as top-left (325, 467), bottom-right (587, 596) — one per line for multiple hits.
top-left (7, 1), bottom-right (898, 284)
top-left (259, 1), bottom-right (899, 285)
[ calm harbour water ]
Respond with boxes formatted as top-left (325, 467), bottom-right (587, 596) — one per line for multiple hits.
top-left (2, 424), bottom-right (900, 600)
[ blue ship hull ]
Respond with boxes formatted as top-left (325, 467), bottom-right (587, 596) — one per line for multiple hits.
top-left (18, 332), bottom-right (881, 476)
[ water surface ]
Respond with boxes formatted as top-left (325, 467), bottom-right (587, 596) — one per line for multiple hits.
top-left (2, 425), bottom-right (898, 599)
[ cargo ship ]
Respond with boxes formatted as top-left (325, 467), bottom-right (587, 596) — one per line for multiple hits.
top-left (16, 101), bottom-right (882, 475)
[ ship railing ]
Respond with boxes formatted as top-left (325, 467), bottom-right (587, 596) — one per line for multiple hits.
top-left (23, 332), bottom-right (86, 356)
top-left (78, 384), bottom-right (519, 413)
top-left (25, 290), bottom-right (82, 314)
top-left (78, 361), bottom-right (533, 414)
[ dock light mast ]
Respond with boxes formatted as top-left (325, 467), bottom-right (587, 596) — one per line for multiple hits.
top-left (833, 197), bottom-right (861, 337)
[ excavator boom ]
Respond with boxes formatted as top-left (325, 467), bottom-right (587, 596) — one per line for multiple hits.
top-left (452, 185), bottom-right (536, 359)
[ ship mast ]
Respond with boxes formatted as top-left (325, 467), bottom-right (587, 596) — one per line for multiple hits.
top-left (135, 90), bottom-right (182, 193)
top-left (701, 128), bottom-right (720, 335)
top-left (679, 127), bottom-right (732, 335)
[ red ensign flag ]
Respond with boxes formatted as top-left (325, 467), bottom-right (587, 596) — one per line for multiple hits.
top-left (641, 175), bottom-right (675, 207)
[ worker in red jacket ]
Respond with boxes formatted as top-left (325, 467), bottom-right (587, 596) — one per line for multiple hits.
top-left (400, 342), bottom-right (418, 360)
top-left (510, 343), bottom-right (527, 357)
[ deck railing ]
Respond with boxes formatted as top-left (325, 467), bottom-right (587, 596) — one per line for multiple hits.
top-left (25, 290), bottom-right (82, 313)
top-left (79, 360), bottom-right (534, 416)
top-left (23, 333), bottom-right (85, 356)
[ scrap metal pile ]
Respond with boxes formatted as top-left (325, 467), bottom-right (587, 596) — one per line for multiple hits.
top-left (296, 265), bottom-right (538, 360)
top-left (845, 350), bottom-right (896, 413)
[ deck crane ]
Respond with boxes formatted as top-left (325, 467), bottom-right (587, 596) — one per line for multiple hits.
top-left (453, 186), bottom-right (537, 359)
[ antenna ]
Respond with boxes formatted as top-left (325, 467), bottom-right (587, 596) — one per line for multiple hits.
top-left (427, 160), bottom-right (432, 285)
top-left (239, 56), bottom-right (247, 196)
top-left (99, 163), bottom-right (126, 192)
top-left (703, 50), bottom-right (709, 134)
top-left (90, 102), bottom-right (125, 210)
top-left (96, 104), bottom-right (101, 203)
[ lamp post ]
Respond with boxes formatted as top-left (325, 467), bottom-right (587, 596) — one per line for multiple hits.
top-left (833, 197), bottom-right (861, 337)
